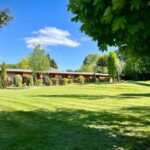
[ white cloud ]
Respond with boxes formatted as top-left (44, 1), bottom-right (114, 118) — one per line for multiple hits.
top-left (25, 27), bottom-right (80, 48)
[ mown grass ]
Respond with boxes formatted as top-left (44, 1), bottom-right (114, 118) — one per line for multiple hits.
top-left (0, 81), bottom-right (150, 150)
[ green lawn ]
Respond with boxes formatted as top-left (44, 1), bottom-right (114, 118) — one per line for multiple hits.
top-left (0, 82), bottom-right (150, 150)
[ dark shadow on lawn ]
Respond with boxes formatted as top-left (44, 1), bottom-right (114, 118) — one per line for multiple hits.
top-left (127, 81), bottom-right (150, 87)
top-left (33, 94), bottom-right (115, 100)
top-left (31, 92), bottom-right (150, 101)
top-left (122, 106), bottom-right (150, 117)
top-left (120, 93), bottom-right (150, 98)
top-left (0, 109), bottom-right (150, 150)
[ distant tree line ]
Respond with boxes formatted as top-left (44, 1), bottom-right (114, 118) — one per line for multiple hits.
top-left (78, 51), bottom-right (150, 81)
top-left (0, 47), bottom-right (58, 71)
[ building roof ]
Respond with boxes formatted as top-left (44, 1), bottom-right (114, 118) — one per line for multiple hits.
top-left (0, 69), bottom-right (108, 76)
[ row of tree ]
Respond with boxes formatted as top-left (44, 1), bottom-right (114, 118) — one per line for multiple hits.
top-left (79, 51), bottom-right (150, 82)
top-left (0, 45), bottom-right (58, 70)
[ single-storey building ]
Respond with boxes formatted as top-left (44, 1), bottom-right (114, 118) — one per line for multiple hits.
top-left (0, 69), bottom-right (108, 85)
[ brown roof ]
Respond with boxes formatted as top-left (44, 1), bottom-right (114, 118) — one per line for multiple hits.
top-left (0, 69), bottom-right (108, 77)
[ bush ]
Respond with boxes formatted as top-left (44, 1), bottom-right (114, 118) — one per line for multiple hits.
top-left (23, 82), bottom-right (27, 87)
top-left (0, 79), bottom-right (2, 88)
top-left (23, 74), bottom-right (30, 79)
top-left (75, 75), bottom-right (85, 84)
top-left (61, 78), bottom-right (69, 85)
top-left (36, 79), bottom-right (43, 86)
top-left (29, 76), bottom-right (34, 86)
top-left (13, 75), bottom-right (22, 87)
top-left (84, 78), bottom-right (91, 83)
top-left (68, 78), bottom-right (73, 84)
top-left (45, 77), bottom-right (52, 86)
top-left (52, 77), bottom-right (59, 85)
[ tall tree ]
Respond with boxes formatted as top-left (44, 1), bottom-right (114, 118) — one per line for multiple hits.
top-left (0, 8), bottom-right (13, 28)
top-left (107, 51), bottom-right (118, 82)
top-left (124, 56), bottom-right (150, 80)
top-left (97, 55), bottom-right (108, 74)
top-left (47, 54), bottom-right (58, 70)
top-left (80, 54), bottom-right (99, 72)
top-left (0, 62), bottom-right (7, 88)
top-left (68, 0), bottom-right (150, 56)
top-left (18, 57), bottom-right (30, 69)
top-left (29, 45), bottom-right (50, 78)
top-left (50, 59), bottom-right (58, 69)
top-left (83, 54), bottom-right (99, 66)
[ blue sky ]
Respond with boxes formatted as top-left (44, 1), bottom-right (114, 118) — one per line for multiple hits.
top-left (0, 0), bottom-right (116, 71)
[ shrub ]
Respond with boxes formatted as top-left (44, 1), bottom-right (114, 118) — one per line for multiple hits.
top-left (23, 82), bottom-right (27, 87)
top-left (36, 79), bottom-right (43, 86)
top-left (29, 75), bottom-right (34, 86)
top-left (75, 75), bottom-right (85, 84)
top-left (52, 77), bottom-right (59, 85)
top-left (1, 62), bottom-right (7, 89)
top-left (23, 74), bottom-right (30, 79)
top-left (45, 77), bottom-right (52, 86)
top-left (0, 79), bottom-right (2, 88)
top-left (68, 78), bottom-right (73, 84)
top-left (33, 74), bottom-right (37, 85)
top-left (13, 75), bottom-right (22, 87)
top-left (84, 78), bottom-right (91, 83)
top-left (62, 78), bottom-right (69, 85)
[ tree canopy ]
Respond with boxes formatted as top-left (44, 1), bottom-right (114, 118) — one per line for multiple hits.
top-left (79, 54), bottom-right (99, 72)
top-left (47, 54), bottom-right (58, 70)
top-left (0, 62), bottom-right (7, 88)
top-left (18, 57), bottom-right (30, 69)
top-left (107, 51), bottom-right (118, 82)
top-left (29, 45), bottom-right (50, 73)
top-left (68, 0), bottom-right (150, 56)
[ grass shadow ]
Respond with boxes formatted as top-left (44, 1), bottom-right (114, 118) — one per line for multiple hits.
top-left (0, 109), bottom-right (150, 150)
top-left (31, 92), bottom-right (150, 101)
top-left (127, 81), bottom-right (150, 87)
top-left (120, 93), bottom-right (150, 98)
top-left (33, 94), bottom-right (115, 100)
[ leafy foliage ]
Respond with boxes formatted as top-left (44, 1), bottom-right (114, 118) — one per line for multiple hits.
top-left (13, 75), bottom-right (22, 87)
top-left (29, 75), bottom-right (34, 86)
top-left (36, 79), bottom-right (43, 86)
top-left (0, 8), bottom-right (13, 28)
top-left (0, 62), bottom-right (7, 88)
top-left (107, 51), bottom-right (118, 82)
top-left (29, 45), bottom-right (50, 73)
top-left (68, 0), bottom-right (150, 56)
top-left (75, 75), bottom-right (85, 84)
top-left (19, 57), bottom-right (30, 69)
top-left (124, 56), bottom-right (150, 80)
top-left (80, 54), bottom-right (99, 72)
top-left (47, 54), bottom-right (58, 70)
top-left (45, 77), bottom-right (52, 86)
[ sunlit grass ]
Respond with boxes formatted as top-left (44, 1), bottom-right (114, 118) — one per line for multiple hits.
top-left (0, 81), bottom-right (150, 150)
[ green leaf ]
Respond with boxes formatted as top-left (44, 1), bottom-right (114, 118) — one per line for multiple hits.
top-left (131, 0), bottom-right (142, 10)
top-left (102, 7), bottom-right (113, 24)
top-left (112, 0), bottom-right (125, 10)
top-left (112, 17), bottom-right (127, 31)
top-left (128, 21), bottom-right (144, 34)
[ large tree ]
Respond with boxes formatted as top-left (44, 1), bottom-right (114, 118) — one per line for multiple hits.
top-left (80, 54), bottom-right (99, 72)
top-left (47, 54), bottom-right (58, 70)
top-left (18, 57), bottom-right (30, 69)
top-left (68, 0), bottom-right (150, 56)
top-left (29, 45), bottom-right (50, 78)
top-left (97, 55), bottom-right (108, 74)
top-left (0, 8), bottom-right (13, 28)
top-left (107, 51), bottom-right (118, 82)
